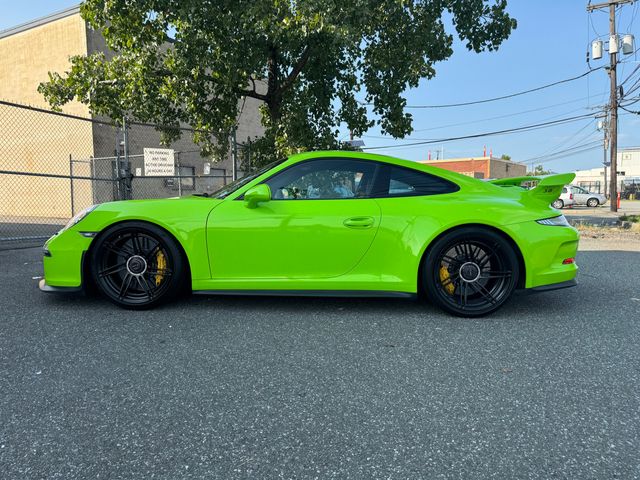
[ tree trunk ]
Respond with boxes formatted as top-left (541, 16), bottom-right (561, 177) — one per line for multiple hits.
top-left (266, 45), bottom-right (281, 123)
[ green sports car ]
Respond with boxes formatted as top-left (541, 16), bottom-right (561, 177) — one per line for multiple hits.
top-left (39, 151), bottom-right (579, 317)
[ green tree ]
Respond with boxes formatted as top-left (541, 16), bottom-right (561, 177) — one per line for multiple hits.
top-left (527, 165), bottom-right (552, 176)
top-left (39, 0), bottom-right (517, 165)
top-left (500, 154), bottom-right (511, 161)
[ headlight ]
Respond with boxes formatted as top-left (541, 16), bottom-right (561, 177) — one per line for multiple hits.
top-left (536, 215), bottom-right (571, 227)
top-left (60, 204), bottom-right (98, 232)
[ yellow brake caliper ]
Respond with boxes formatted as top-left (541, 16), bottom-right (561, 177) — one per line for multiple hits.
top-left (439, 264), bottom-right (455, 295)
top-left (155, 251), bottom-right (166, 286)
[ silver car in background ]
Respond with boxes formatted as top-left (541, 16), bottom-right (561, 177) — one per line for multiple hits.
top-left (552, 186), bottom-right (576, 209)
top-left (552, 185), bottom-right (607, 209)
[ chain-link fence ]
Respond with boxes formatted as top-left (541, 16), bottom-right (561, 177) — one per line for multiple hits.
top-left (0, 99), bottom-right (252, 250)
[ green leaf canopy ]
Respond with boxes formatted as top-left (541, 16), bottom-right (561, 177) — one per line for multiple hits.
top-left (39, 0), bottom-right (517, 164)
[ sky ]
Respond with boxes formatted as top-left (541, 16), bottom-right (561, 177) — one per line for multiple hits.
top-left (1, 0), bottom-right (639, 172)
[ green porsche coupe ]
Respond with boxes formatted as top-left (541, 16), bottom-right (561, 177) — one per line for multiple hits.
top-left (39, 151), bottom-right (579, 317)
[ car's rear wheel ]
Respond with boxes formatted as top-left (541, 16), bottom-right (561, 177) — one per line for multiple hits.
top-left (586, 197), bottom-right (599, 207)
top-left (552, 199), bottom-right (564, 209)
top-left (423, 228), bottom-right (519, 317)
top-left (90, 222), bottom-right (185, 309)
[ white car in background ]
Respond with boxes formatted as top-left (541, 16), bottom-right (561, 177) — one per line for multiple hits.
top-left (552, 185), bottom-right (606, 209)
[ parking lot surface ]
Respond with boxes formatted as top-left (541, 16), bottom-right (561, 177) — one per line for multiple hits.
top-left (1, 247), bottom-right (639, 479)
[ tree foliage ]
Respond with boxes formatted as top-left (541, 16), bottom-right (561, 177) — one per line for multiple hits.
top-left (527, 165), bottom-right (552, 176)
top-left (39, 0), bottom-right (517, 165)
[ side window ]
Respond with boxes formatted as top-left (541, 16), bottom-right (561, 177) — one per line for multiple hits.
top-left (562, 187), bottom-right (568, 194)
top-left (373, 165), bottom-right (459, 197)
top-left (264, 158), bottom-right (378, 200)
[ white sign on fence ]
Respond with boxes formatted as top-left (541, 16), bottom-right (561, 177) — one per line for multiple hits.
top-left (143, 148), bottom-right (175, 176)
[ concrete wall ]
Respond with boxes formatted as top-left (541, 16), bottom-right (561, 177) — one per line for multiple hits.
top-left (0, 10), bottom-right (94, 219)
top-left (488, 159), bottom-right (526, 179)
top-left (0, 11), bottom-right (266, 219)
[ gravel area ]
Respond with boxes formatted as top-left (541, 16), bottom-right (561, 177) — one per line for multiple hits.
top-left (577, 226), bottom-right (640, 252)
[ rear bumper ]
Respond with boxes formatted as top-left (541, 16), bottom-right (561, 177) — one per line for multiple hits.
top-left (527, 278), bottom-right (577, 293)
top-left (505, 221), bottom-right (579, 289)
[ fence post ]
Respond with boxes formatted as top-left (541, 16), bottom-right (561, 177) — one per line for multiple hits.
top-left (232, 128), bottom-right (238, 181)
top-left (122, 116), bottom-right (132, 200)
top-left (69, 154), bottom-right (75, 216)
top-left (115, 127), bottom-right (122, 201)
top-left (246, 137), bottom-right (251, 173)
top-left (176, 151), bottom-right (182, 197)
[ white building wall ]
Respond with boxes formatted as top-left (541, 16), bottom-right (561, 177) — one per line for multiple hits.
top-left (572, 147), bottom-right (640, 194)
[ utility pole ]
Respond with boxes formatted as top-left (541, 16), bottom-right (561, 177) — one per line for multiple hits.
top-left (597, 114), bottom-right (609, 197)
top-left (607, 1), bottom-right (618, 211)
top-left (587, 0), bottom-right (634, 211)
top-left (603, 131), bottom-right (609, 197)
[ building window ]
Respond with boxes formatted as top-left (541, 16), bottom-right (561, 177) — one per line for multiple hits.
top-left (578, 181), bottom-right (601, 194)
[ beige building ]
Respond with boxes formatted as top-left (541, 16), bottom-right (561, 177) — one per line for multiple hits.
top-left (572, 147), bottom-right (640, 196)
top-left (0, 5), bottom-right (264, 219)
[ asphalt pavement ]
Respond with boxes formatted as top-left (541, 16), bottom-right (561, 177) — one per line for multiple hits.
top-left (1, 247), bottom-right (639, 479)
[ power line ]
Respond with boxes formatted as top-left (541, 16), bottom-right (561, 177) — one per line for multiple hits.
top-left (362, 113), bottom-right (596, 151)
top-left (521, 139), bottom-right (603, 165)
top-left (536, 143), bottom-right (603, 165)
top-left (361, 68), bottom-right (604, 109)
top-left (363, 105), bottom-right (591, 142)
top-left (620, 104), bottom-right (640, 114)
top-left (620, 64), bottom-right (640, 87)
top-left (533, 119), bottom-right (597, 158)
top-left (365, 92), bottom-right (607, 136)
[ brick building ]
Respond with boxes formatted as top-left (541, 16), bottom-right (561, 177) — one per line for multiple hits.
top-left (420, 156), bottom-right (527, 179)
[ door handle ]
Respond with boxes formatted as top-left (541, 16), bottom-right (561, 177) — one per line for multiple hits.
top-left (343, 216), bottom-right (374, 229)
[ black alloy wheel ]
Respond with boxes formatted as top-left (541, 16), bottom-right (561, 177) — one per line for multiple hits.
top-left (90, 222), bottom-right (186, 309)
top-left (423, 228), bottom-right (519, 317)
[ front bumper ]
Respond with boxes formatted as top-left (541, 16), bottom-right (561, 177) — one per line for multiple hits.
top-left (41, 229), bottom-right (93, 289)
top-left (39, 278), bottom-right (83, 293)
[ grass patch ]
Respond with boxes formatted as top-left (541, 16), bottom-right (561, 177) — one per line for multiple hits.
top-left (619, 214), bottom-right (640, 223)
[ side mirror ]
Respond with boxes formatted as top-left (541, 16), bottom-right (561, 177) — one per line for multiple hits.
top-left (244, 184), bottom-right (271, 209)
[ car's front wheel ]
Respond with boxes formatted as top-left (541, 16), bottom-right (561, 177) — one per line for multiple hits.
top-left (552, 199), bottom-right (564, 209)
top-left (423, 228), bottom-right (519, 317)
top-left (586, 197), bottom-right (599, 207)
top-left (89, 222), bottom-right (186, 309)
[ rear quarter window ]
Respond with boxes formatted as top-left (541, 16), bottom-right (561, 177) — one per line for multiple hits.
top-left (372, 165), bottom-right (459, 198)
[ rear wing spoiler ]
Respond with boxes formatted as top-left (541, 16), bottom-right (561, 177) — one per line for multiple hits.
top-left (489, 173), bottom-right (576, 205)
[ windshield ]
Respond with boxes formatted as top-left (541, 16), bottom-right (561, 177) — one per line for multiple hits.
top-left (210, 158), bottom-right (287, 199)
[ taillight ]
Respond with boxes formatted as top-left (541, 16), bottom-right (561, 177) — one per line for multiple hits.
top-left (562, 258), bottom-right (575, 265)
top-left (569, 193), bottom-right (573, 200)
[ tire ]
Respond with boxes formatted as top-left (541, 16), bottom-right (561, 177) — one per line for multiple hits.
top-left (586, 198), bottom-right (599, 207)
top-left (552, 199), bottom-right (564, 209)
top-left (90, 222), bottom-right (186, 309)
top-left (422, 227), bottom-right (519, 318)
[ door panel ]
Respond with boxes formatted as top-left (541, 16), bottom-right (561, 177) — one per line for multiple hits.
top-left (572, 187), bottom-right (588, 204)
top-left (206, 199), bottom-right (381, 279)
